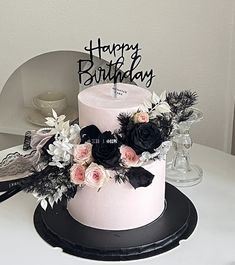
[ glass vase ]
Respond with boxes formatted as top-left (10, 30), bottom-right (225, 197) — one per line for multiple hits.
top-left (166, 108), bottom-right (203, 187)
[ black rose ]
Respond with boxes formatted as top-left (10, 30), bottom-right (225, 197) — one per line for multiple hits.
top-left (127, 122), bottom-right (162, 154)
top-left (126, 167), bottom-right (154, 189)
top-left (92, 131), bottom-right (120, 168)
top-left (80, 125), bottom-right (101, 144)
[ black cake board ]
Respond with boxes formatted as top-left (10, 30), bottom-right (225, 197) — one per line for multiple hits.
top-left (33, 183), bottom-right (197, 261)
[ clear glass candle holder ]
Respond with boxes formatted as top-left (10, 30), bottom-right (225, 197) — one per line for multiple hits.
top-left (166, 108), bottom-right (203, 187)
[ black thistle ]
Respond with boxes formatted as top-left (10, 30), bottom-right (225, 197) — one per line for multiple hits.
top-left (166, 90), bottom-right (198, 122)
top-left (117, 112), bottom-right (134, 143)
top-left (152, 113), bottom-right (173, 141)
top-left (21, 165), bottom-right (77, 200)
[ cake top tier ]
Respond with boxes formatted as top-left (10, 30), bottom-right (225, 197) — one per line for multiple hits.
top-left (78, 83), bottom-right (151, 110)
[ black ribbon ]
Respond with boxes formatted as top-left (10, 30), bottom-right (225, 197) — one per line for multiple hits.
top-left (0, 185), bottom-right (23, 203)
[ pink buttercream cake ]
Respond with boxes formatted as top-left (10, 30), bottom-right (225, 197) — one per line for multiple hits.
top-left (67, 83), bottom-right (166, 230)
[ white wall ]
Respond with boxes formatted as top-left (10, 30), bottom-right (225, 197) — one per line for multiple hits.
top-left (0, 0), bottom-right (235, 152)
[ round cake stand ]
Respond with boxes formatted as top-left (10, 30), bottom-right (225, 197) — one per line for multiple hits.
top-left (33, 183), bottom-right (197, 261)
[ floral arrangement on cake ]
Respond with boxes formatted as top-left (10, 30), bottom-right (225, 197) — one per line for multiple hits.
top-left (0, 90), bottom-right (197, 210)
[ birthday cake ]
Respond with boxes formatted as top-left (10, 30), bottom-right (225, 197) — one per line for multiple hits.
top-left (0, 39), bottom-right (199, 260)
top-left (67, 83), bottom-right (166, 230)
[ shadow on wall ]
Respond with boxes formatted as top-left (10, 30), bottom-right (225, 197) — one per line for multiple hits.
top-left (0, 50), bottom-right (136, 151)
top-left (0, 50), bottom-right (86, 151)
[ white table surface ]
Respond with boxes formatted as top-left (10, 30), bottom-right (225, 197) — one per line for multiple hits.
top-left (0, 144), bottom-right (235, 265)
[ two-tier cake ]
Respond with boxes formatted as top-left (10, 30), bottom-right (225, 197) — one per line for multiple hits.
top-left (67, 83), bottom-right (166, 230)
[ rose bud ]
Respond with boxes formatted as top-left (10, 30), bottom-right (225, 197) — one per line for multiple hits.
top-left (133, 112), bottom-right (149, 123)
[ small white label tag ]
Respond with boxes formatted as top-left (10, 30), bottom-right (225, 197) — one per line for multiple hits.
top-left (112, 84), bottom-right (128, 99)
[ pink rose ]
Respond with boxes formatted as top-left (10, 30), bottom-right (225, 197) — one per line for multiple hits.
top-left (70, 163), bottom-right (86, 185)
top-left (85, 162), bottom-right (109, 189)
top-left (133, 112), bottom-right (149, 123)
top-left (73, 143), bottom-right (92, 164)
top-left (120, 145), bottom-right (140, 167)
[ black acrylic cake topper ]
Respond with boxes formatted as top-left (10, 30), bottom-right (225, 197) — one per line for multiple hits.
top-left (78, 38), bottom-right (155, 91)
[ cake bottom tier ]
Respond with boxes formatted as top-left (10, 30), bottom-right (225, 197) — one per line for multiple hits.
top-left (67, 160), bottom-right (165, 230)
top-left (33, 183), bottom-right (198, 261)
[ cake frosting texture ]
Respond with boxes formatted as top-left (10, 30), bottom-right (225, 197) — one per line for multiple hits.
top-left (78, 83), bottom-right (151, 131)
top-left (67, 83), bottom-right (166, 230)
top-left (68, 160), bottom-right (165, 230)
